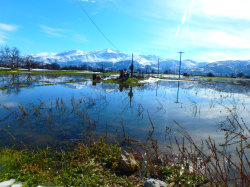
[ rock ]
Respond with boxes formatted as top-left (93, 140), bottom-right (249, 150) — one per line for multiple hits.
top-left (0, 180), bottom-right (23, 187)
top-left (144, 179), bottom-right (167, 187)
top-left (12, 183), bottom-right (23, 187)
top-left (119, 153), bottom-right (139, 173)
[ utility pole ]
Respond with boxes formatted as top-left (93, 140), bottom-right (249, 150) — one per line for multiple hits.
top-left (158, 58), bottom-right (160, 77)
top-left (131, 53), bottom-right (134, 78)
top-left (178, 51), bottom-right (184, 79)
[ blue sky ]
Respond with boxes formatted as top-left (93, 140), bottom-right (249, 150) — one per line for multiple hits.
top-left (0, 0), bottom-right (250, 62)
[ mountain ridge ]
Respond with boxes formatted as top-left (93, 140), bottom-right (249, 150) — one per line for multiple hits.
top-left (33, 49), bottom-right (250, 76)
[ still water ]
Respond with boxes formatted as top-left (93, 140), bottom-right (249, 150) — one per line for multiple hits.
top-left (0, 74), bottom-right (249, 149)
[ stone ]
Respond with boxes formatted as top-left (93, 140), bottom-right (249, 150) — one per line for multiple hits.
top-left (0, 179), bottom-right (16, 187)
top-left (119, 153), bottom-right (139, 173)
top-left (144, 178), bottom-right (167, 187)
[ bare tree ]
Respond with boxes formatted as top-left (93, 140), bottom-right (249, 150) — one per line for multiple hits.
top-left (23, 55), bottom-right (33, 71)
top-left (0, 48), bottom-right (3, 66)
top-left (0, 46), bottom-right (20, 69)
top-left (0, 46), bottom-right (11, 66)
top-left (10, 47), bottom-right (20, 69)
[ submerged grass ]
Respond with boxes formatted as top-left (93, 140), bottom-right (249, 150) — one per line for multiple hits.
top-left (102, 77), bottom-right (146, 86)
top-left (0, 94), bottom-right (249, 186)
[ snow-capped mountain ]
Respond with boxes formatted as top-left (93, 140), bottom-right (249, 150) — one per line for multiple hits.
top-left (33, 49), bottom-right (250, 76)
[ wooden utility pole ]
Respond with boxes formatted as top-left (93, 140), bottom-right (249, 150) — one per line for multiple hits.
top-left (158, 58), bottom-right (160, 77)
top-left (178, 51), bottom-right (184, 79)
top-left (131, 53), bottom-right (134, 78)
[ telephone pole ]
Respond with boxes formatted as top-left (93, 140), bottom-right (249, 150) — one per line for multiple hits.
top-left (178, 51), bottom-right (184, 79)
top-left (131, 53), bottom-right (134, 78)
top-left (158, 58), bottom-right (160, 77)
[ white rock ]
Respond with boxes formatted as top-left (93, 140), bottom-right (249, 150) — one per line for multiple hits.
top-left (144, 178), bottom-right (167, 187)
top-left (0, 179), bottom-right (16, 187)
top-left (12, 183), bottom-right (22, 187)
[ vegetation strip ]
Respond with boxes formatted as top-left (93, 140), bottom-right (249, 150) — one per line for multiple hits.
top-left (0, 69), bottom-right (119, 75)
top-left (0, 139), bottom-right (207, 187)
top-left (102, 77), bottom-right (146, 86)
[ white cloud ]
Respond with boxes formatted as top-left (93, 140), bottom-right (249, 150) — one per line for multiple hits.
top-left (35, 52), bottom-right (56, 57)
top-left (0, 31), bottom-right (8, 44)
top-left (195, 0), bottom-right (250, 20)
top-left (182, 9), bottom-right (188, 25)
top-left (0, 23), bottom-right (19, 31)
top-left (39, 25), bottom-right (66, 37)
top-left (191, 51), bottom-right (250, 62)
top-left (191, 30), bottom-right (250, 49)
top-left (73, 34), bottom-right (88, 43)
top-left (176, 25), bottom-right (180, 37)
top-left (0, 23), bottom-right (19, 44)
top-left (80, 0), bottom-right (96, 3)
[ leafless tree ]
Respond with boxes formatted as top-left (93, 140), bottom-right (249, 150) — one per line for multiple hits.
top-left (0, 46), bottom-right (20, 69)
top-left (0, 46), bottom-right (11, 66)
top-left (23, 55), bottom-right (33, 71)
top-left (10, 47), bottom-right (20, 69)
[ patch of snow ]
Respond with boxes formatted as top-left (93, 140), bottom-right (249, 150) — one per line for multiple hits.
top-left (17, 68), bottom-right (28, 71)
top-left (74, 71), bottom-right (101, 74)
top-left (31, 69), bottom-right (50, 71)
top-left (0, 67), bottom-right (10, 69)
top-left (139, 77), bottom-right (160, 83)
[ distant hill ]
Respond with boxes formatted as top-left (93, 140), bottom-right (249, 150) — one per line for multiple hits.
top-left (33, 49), bottom-right (250, 76)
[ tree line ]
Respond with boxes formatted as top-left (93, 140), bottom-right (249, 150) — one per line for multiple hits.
top-left (0, 46), bottom-right (40, 70)
top-left (0, 46), bottom-right (108, 72)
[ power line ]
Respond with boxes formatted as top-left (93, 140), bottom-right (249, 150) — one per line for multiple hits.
top-left (75, 0), bottom-right (119, 50)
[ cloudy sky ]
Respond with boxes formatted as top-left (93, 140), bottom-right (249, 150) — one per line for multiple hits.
top-left (0, 0), bottom-right (249, 62)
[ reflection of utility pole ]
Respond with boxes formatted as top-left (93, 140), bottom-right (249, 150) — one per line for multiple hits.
top-left (178, 52), bottom-right (184, 79)
top-left (128, 86), bottom-right (133, 107)
top-left (175, 81), bottom-right (180, 103)
top-left (156, 81), bottom-right (158, 96)
top-left (131, 53), bottom-right (134, 78)
top-left (158, 58), bottom-right (160, 77)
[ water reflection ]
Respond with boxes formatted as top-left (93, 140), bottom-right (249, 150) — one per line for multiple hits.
top-left (0, 74), bottom-right (91, 94)
top-left (175, 80), bottom-right (180, 103)
top-left (0, 75), bottom-right (249, 149)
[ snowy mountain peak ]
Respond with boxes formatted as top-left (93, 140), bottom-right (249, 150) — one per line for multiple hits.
top-left (56, 50), bottom-right (85, 57)
top-left (33, 49), bottom-right (250, 76)
top-left (103, 48), bottom-right (117, 53)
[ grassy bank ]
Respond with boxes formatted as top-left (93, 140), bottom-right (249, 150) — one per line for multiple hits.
top-left (0, 139), bottom-right (207, 187)
top-left (195, 76), bottom-right (250, 81)
top-left (0, 68), bottom-right (119, 76)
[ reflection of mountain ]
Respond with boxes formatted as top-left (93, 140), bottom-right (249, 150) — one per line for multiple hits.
top-left (34, 49), bottom-right (250, 76)
top-left (62, 79), bottom-right (250, 98)
top-left (63, 83), bottom-right (86, 90)
top-left (152, 80), bottom-right (250, 96)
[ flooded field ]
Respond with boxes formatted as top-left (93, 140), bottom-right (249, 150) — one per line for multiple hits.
top-left (0, 74), bottom-right (249, 150)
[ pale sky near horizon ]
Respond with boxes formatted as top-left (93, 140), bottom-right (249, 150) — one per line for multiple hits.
top-left (0, 0), bottom-right (250, 62)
